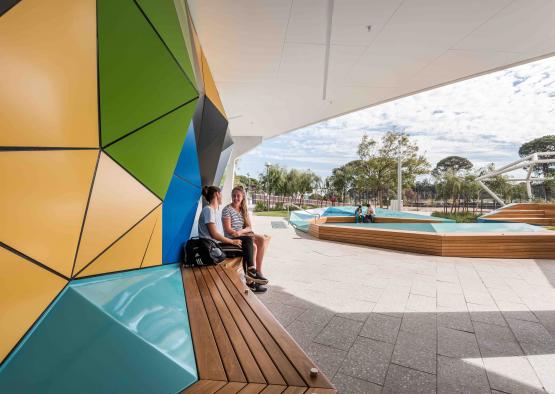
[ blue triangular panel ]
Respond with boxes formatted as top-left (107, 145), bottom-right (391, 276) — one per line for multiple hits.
top-left (173, 120), bottom-right (201, 188)
top-left (0, 266), bottom-right (197, 394)
top-left (162, 176), bottom-right (201, 263)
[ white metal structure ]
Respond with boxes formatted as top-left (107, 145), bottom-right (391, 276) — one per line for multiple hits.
top-left (476, 152), bottom-right (555, 205)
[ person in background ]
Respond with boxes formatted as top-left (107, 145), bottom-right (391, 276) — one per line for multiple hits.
top-left (222, 186), bottom-right (271, 293)
top-left (364, 203), bottom-right (376, 223)
top-left (355, 205), bottom-right (363, 223)
top-left (198, 186), bottom-right (268, 293)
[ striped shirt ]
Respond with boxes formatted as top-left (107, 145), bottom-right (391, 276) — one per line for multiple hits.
top-left (222, 204), bottom-right (245, 237)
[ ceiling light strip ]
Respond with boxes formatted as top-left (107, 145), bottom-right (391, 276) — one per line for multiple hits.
top-left (322, 0), bottom-right (334, 101)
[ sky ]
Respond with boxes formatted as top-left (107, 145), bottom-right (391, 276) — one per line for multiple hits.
top-left (236, 56), bottom-right (555, 180)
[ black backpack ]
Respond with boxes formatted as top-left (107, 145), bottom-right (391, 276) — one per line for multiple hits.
top-left (184, 237), bottom-right (226, 267)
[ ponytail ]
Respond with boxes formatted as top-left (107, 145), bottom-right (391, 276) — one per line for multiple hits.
top-left (202, 185), bottom-right (221, 204)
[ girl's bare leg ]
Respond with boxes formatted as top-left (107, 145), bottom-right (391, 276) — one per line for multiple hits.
top-left (254, 233), bottom-right (270, 273)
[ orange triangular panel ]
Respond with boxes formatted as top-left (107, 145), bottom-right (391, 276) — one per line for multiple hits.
top-left (73, 153), bottom-right (161, 276)
top-left (0, 0), bottom-right (98, 147)
top-left (141, 210), bottom-right (162, 268)
top-left (0, 150), bottom-right (98, 277)
top-left (0, 247), bottom-right (67, 363)
top-left (77, 206), bottom-right (161, 277)
top-left (200, 50), bottom-right (226, 117)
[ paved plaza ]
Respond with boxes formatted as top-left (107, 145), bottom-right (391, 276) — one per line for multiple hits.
top-left (251, 214), bottom-right (555, 393)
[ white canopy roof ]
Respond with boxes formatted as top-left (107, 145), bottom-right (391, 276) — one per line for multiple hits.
top-left (188, 0), bottom-right (555, 140)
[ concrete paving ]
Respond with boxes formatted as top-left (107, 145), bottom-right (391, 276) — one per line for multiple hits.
top-left (250, 213), bottom-right (555, 393)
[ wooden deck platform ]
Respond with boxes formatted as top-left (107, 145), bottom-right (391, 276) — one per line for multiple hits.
top-left (480, 203), bottom-right (555, 226)
top-left (181, 265), bottom-right (336, 394)
top-left (308, 219), bottom-right (555, 259)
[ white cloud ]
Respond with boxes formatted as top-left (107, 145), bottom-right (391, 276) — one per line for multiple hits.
top-left (239, 56), bottom-right (555, 179)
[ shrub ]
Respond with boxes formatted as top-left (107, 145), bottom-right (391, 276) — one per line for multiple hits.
top-left (431, 211), bottom-right (480, 223)
top-left (254, 201), bottom-right (267, 212)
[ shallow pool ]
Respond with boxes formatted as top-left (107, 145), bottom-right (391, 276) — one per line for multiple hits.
top-left (325, 222), bottom-right (548, 233)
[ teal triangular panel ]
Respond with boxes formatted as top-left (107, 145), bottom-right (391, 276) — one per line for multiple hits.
top-left (0, 265), bottom-right (197, 394)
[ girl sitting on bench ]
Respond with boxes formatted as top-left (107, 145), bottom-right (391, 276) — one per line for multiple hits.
top-left (222, 186), bottom-right (271, 293)
top-left (198, 186), bottom-right (268, 293)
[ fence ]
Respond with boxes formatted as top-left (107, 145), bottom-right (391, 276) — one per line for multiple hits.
top-left (251, 194), bottom-right (350, 209)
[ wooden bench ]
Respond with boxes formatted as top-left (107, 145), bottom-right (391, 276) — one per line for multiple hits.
top-left (181, 264), bottom-right (336, 394)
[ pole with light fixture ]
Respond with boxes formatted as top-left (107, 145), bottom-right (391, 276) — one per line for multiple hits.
top-left (265, 162), bottom-right (271, 212)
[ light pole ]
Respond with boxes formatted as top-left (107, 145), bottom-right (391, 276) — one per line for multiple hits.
top-left (265, 162), bottom-right (271, 212)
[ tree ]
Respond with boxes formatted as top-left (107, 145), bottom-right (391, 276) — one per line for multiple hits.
top-left (519, 135), bottom-right (555, 200)
top-left (432, 156), bottom-right (473, 177)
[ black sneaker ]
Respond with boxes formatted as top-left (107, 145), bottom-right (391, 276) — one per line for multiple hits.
top-left (247, 281), bottom-right (267, 294)
top-left (246, 268), bottom-right (268, 285)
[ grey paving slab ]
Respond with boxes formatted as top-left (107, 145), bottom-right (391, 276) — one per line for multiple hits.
top-left (286, 317), bottom-right (327, 349)
top-left (438, 326), bottom-right (481, 358)
top-left (392, 329), bottom-right (436, 374)
top-left (483, 356), bottom-right (545, 394)
top-left (506, 318), bottom-right (555, 355)
top-left (313, 316), bottom-right (363, 351)
top-left (473, 321), bottom-right (523, 357)
top-left (437, 355), bottom-right (490, 394)
top-left (400, 312), bottom-right (437, 339)
top-left (467, 302), bottom-right (508, 327)
top-left (496, 300), bottom-right (539, 323)
top-left (359, 313), bottom-right (402, 344)
top-left (304, 342), bottom-right (347, 379)
top-left (338, 336), bottom-right (394, 385)
top-left (383, 364), bottom-right (436, 394)
top-left (527, 354), bottom-right (555, 394)
top-left (332, 372), bottom-right (382, 394)
top-left (406, 293), bottom-right (437, 312)
top-left (437, 307), bottom-right (474, 333)
top-left (261, 301), bottom-right (306, 327)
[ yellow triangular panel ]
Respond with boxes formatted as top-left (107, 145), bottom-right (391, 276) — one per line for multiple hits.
top-left (188, 11), bottom-right (204, 92)
top-left (201, 50), bottom-right (226, 117)
top-left (73, 153), bottom-right (161, 276)
top-left (0, 0), bottom-right (98, 147)
top-left (0, 150), bottom-right (98, 277)
top-left (0, 247), bottom-right (67, 363)
top-left (77, 206), bottom-right (161, 277)
top-left (141, 209), bottom-right (162, 268)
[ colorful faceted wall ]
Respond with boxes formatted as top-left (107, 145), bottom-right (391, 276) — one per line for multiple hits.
top-left (0, 0), bottom-right (231, 391)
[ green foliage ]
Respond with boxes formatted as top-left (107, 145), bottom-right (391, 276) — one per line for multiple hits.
top-left (431, 211), bottom-right (480, 223)
top-left (254, 210), bottom-right (290, 217)
top-left (254, 201), bottom-right (267, 212)
top-left (257, 165), bottom-right (321, 202)
top-left (432, 156), bottom-right (473, 177)
top-left (328, 132), bottom-right (429, 206)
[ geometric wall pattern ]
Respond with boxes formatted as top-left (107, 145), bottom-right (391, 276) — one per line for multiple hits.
top-left (0, 0), bottom-right (232, 390)
top-left (0, 265), bottom-right (196, 394)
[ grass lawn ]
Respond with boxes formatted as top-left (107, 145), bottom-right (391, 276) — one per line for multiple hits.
top-left (546, 226), bottom-right (555, 231)
top-left (254, 210), bottom-right (290, 218)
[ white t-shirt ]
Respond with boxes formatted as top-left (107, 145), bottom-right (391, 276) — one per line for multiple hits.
top-left (198, 206), bottom-right (218, 240)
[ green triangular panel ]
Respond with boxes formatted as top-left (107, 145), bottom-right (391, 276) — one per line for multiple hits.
top-left (105, 100), bottom-right (197, 199)
top-left (98, 0), bottom-right (198, 146)
top-left (136, 0), bottom-right (197, 90)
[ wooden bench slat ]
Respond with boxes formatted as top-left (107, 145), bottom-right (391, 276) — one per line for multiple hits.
top-left (182, 379), bottom-right (227, 394)
top-left (193, 269), bottom-right (247, 383)
top-left (207, 267), bottom-right (287, 386)
top-left (238, 383), bottom-right (268, 394)
top-left (214, 267), bottom-right (306, 387)
top-left (200, 268), bottom-right (267, 384)
top-left (216, 382), bottom-right (248, 394)
top-left (282, 387), bottom-right (308, 394)
top-left (219, 267), bottom-right (335, 389)
top-left (259, 385), bottom-right (287, 394)
top-left (181, 269), bottom-right (227, 381)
